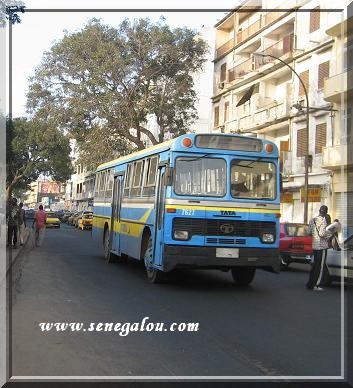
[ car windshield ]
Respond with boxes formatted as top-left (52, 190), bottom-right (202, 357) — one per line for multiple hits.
top-left (174, 157), bottom-right (226, 197)
top-left (47, 212), bottom-right (57, 218)
top-left (285, 223), bottom-right (310, 237)
top-left (84, 214), bottom-right (93, 219)
top-left (230, 159), bottom-right (276, 200)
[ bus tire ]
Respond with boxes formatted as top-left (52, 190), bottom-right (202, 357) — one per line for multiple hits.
top-left (231, 267), bottom-right (255, 286)
top-left (143, 236), bottom-right (165, 284)
top-left (103, 228), bottom-right (113, 263)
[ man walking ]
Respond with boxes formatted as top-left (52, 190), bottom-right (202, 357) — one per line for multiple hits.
top-left (306, 205), bottom-right (330, 290)
top-left (33, 205), bottom-right (47, 247)
top-left (7, 197), bottom-right (20, 248)
top-left (18, 202), bottom-right (27, 246)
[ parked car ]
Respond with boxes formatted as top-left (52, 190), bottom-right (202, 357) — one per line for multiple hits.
top-left (45, 211), bottom-right (60, 228)
top-left (279, 222), bottom-right (313, 268)
top-left (62, 212), bottom-right (72, 223)
top-left (326, 234), bottom-right (353, 284)
top-left (78, 212), bottom-right (93, 230)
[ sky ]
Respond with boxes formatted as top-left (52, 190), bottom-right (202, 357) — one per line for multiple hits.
top-left (9, 0), bottom-right (239, 131)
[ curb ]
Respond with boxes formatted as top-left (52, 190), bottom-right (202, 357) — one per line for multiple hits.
top-left (6, 228), bottom-right (31, 273)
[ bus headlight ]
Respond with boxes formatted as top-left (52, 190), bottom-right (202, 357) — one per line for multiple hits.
top-left (174, 230), bottom-right (189, 240)
top-left (261, 233), bottom-right (274, 243)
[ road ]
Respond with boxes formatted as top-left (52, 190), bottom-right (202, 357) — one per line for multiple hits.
top-left (10, 224), bottom-right (346, 378)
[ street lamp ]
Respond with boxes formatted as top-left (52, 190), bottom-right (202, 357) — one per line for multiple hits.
top-left (253, 52), bottom-right (310, 223)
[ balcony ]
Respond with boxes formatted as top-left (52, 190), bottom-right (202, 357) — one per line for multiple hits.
top-left (253, 34), bottom-right (294, 70)
top-left (264, 0), bottom-right (301, 26)
top-left (322, 143), bottom-right (353, 169)
top-left (228, 58), bottom-right (253, 82)
top-left (323, 69), bottom-right (352, 103)
top-left (215, 38), bottom-right (234, 59)
top-left (237, 18), bottom-right (262, 45)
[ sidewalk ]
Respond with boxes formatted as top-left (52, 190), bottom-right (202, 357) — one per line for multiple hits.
top-left (6, 227), bottom-right (31, 272)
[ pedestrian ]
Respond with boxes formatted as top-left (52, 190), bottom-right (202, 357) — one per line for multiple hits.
top-left (18, 202), bottom-right (27, 246)
top-left (306, 205), bottom-right (331, 291)
top-left (7, 197), bottom-right (20, 248)
top-left (33, 205), bottom-right (47, 247)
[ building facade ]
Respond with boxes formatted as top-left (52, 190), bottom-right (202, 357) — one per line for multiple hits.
top-left (212, 0), bottom-right (351, 234)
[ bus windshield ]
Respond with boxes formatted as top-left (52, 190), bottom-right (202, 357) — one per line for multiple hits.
top-left (231, 159), bottom-right (276, 200)
top-left (174, 157), bottom-right (226, 197)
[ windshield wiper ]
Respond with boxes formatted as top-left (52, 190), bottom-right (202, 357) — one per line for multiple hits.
top-left (237, 157), bottom-right (262, 168)
top-left (182, 154), bottom-right (210, 162)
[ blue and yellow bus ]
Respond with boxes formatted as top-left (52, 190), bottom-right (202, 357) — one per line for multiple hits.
top-left (92, 133), bottom-right (281, 284)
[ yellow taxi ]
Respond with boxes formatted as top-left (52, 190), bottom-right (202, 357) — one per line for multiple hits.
top-left (45, 211), bottom-right (61, 228)
top-left (78, 212), bottom-right (93, 230)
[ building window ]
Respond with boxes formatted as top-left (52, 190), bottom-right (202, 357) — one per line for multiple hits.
top-left (220, 63), bottom-right (227, 82)
top-left (344, 39), bottom-right (353, 71)
top-left (224, 102), bottom-right (229, 124)
top-left (318, 61), bottom-right (329, 89)
top-left (214, 106), bottom-right (219, 128)
top-left (315, 123), bottom-right (327, 154)
top-left (299, 70), bottom-right (309, 97)
top-left (297, 128), bottom-right (308, 157)
top-left (310, 6), bottom-right (320, 33)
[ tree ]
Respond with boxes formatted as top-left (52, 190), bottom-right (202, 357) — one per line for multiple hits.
top-left (6, 117), bottom-right (73, 201)
top-left (26, 18), bottom-right (209, 166)
top-left (1, 2), bottom-right (26, 26)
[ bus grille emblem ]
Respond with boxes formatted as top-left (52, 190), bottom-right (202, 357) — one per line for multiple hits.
top-left (220, 224), bottom-right (234, 234)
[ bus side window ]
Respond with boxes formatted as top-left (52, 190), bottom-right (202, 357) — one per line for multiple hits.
top-left (94, 172), bottom-right (100, 198)
top-left (142, 156), bottom-right (158, 197)
top-left (123, 163), bottom-right (133, 197)
top-left (131, 160), bottom-right (144, 197)
top-left (105, 169), bottom-right (113, 198)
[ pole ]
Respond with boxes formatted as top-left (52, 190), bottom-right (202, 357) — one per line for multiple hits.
top-left (254, 53), bottom-right (310, 223)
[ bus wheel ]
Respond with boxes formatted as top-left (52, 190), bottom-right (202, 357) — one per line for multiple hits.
top-left (103, 229), bottom-right (112, 263)
top-left (231, 267), bottom-right (255, 286)
top-left (143, 237), bottom-right (165, 284)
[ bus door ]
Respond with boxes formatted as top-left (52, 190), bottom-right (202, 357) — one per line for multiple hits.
top-left (152, 165), bottom-right (166, 268)
top-left (110, 173), bottom-right (124, 254)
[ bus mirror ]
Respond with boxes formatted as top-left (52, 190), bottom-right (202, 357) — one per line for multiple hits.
top-left (164, 167), bottom-right (173, 186)
top-left (279, 173), bottom-right (283, 193)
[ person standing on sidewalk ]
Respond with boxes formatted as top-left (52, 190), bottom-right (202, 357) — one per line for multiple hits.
top-left (306, 205), bottom-right (330, 291)
top-left (33, 205), bottom-right (47, 247)
top-left (18, 202), bottom-right (27, 246)
top-left (7, 197), bottom-right (20, 248)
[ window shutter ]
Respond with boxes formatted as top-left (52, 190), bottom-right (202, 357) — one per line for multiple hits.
top-left (299, 70), bottom-right (309, 97)
top-left (297, 128), bottom-right (307, 157)
top-left (315, 123), bottom-right (327, 154)
top-left (310, 6), bottom-right (320, 33)
top-left (318, 61), bottom-right (329, 89)
top-left (220, 63), bottom-right (227, 82)
top-left (214, 106), bottom-right (219, 128)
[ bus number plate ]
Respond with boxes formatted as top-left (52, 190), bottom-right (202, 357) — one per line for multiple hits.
top-left (216, 248), bottom-right (239, 258)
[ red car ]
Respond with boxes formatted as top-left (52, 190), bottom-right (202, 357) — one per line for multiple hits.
top-left (279, 223), bottom-right (313, 268)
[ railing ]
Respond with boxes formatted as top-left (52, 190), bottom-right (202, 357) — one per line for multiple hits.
top-left (215, 38), bottom-right (234, 59)
top-left (253, 34), bottom-right (294, 70)
top-left (228, 58), bottom-right (253, 81)
top-left (237, 18), bottom-right (261, 44)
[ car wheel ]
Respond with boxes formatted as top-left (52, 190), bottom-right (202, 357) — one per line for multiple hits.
top-left (143, 236), bottom-right (165, 284)
top-left (231, 267), bottom-right (256, 286)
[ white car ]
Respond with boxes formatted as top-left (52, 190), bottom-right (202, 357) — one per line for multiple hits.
top-left (326, 234), bottom-right (353, 284)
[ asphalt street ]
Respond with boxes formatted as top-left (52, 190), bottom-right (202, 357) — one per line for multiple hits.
top-left (10, 224), bottom-right (347, 378)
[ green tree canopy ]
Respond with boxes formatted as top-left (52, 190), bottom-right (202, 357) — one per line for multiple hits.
top-left (6, 117), bottom-right (73, 201)
top-left (26, 17), bottom-right (209, 166)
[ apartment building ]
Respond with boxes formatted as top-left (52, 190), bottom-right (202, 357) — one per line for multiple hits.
top-left (212, 0), bottom-right (351, 232)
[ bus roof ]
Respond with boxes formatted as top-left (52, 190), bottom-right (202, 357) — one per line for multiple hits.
top-left (96, 133), bottom-right (278, 172)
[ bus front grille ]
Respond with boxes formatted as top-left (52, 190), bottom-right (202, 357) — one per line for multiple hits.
top-left (173, 218), bottom-right (276, 239)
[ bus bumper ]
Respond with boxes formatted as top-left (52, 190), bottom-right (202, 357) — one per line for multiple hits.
top-left (163, 245), bottom-right (280, 273)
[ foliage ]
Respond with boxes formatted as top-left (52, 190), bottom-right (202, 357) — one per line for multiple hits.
top-left (26, 18), bottom-right (209, 167)
top-left (0, 1), bottom-right (25, 26)
top-left (6, 117), bottom-right (73, 200)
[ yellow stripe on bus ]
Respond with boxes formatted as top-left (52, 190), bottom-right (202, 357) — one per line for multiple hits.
top-left (165, 205), bottom-right (279, 214)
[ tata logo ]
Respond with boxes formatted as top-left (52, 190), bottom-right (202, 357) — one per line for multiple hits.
top-left (220, 223), bottom-right (234, 234)
top-left (221, 210), bottom-right (236, 216)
